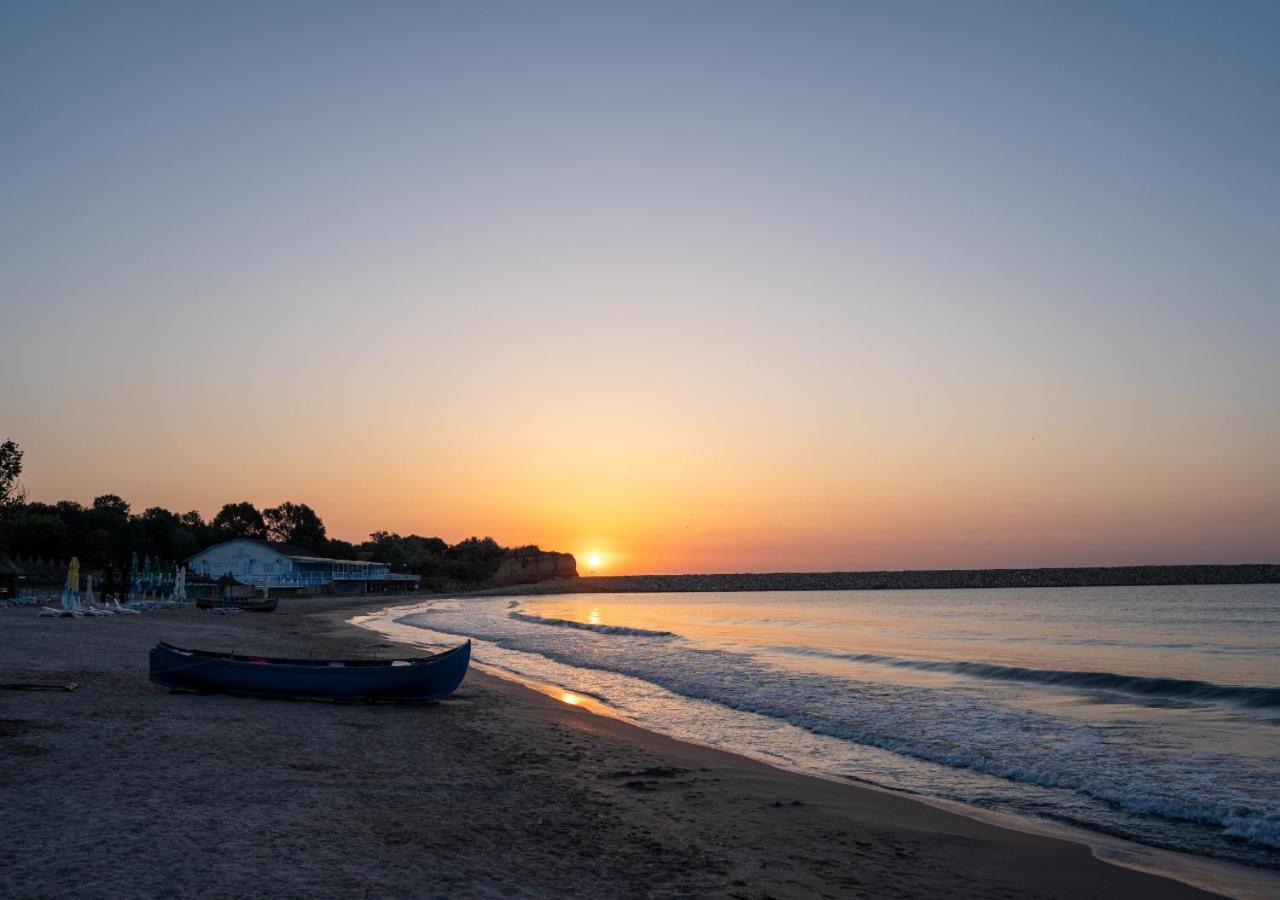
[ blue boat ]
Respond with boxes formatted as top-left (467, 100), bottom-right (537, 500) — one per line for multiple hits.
top-left (149, 640), bottom-right (470, 701)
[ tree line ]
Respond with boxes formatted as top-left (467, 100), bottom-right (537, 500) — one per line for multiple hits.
top-left (0, 439), bottom-right (515, 585)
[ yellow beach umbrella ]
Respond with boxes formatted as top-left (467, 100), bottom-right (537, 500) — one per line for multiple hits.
top-left (61, 556), bottom-right (81, 612)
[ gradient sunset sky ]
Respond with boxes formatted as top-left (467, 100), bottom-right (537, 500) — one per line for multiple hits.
top-left (3, 2), bottom-right (1278, 574)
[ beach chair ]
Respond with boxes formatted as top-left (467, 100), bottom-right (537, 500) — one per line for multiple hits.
top-left (38, 591), bottom-right (84, 617)
top-left (81, 579), bottom-right (117, 616)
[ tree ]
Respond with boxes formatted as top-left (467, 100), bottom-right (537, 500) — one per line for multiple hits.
top-left (0, 440), bottom-right (24, 509)
top-left (55, 500), bottom-right (89, 550)
top-left (263, 501), bottom-right (327, 552)
top-left (359, 531), bottom-right (451, 576)
top-left (12, 512), bottom-right (69, 559)
top-left (92, 494), bottom-right (131, 519)
top-left (133, 506), bottom-right (181, 558)
top-left (325, 538), bottom-right (358, 560)
top-left (0, 440), bottom-right (23, 553)
top-left (210, 502), bottom-right (267, 541)
top-left (443, 536), bottom-right (504, 583)
top-left (176, 510), bottom-right (209, 552)
top-left (84, 528), bottom-right (114, 568)
top-left (178, 510), bottom-right (205, 530)
top-left (87, 494), bottom-right (130, 561)
top-left (170, 526), bottom-right (198, 561)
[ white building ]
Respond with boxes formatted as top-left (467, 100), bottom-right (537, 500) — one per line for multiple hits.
top-left (186, 539), bottom-right (418, 594)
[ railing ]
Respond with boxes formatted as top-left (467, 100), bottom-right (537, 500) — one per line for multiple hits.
top-left (203, 571), bottom-right (419, 588)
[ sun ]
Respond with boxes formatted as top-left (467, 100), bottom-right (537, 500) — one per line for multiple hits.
top-left (587, 553), bottom-right (602, 569)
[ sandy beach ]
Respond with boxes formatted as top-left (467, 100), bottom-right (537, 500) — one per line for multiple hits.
top-left (0, 597), bottom-right (1256, 899)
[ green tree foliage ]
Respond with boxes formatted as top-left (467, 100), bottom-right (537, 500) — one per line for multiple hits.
top-left (55, 501), bottom-right (88, 549)
top-left (178, 510), bottom-right (205, 530)
top-left (83, 495), bottom-right (130, 561)
top-left (131, 507), bottom-right (181, 558)
top-left (84, 528), bottom-right (114, 567)
top-left (324, 538), bottom-right (358, 560)
top-left (176, 510), bottom-right (209, 553)
top-left (1, 440), bottom-right (25, 507)
top-left (170, 527), bottom-right (199, 561)
top-left (361, 532), bottom-right (449, 577)
top-left (92, 494), bottom-right (130, 519)
top-left (12, 512), bottom-right (69, 558)
top-left (263, 501), bottom-right (327, 552)
top-left (0, 439), bottom-right (24, 553)
top-left (443, 536), bottom-right (504, 583)
top-left (211, 502), bottom-right (267, 541)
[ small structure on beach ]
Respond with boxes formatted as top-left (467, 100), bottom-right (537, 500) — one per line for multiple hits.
top-left (185, 539), bottom-right (418, 596)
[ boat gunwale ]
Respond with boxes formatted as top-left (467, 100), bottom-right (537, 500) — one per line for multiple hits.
top-left (153, 640), bottom-right (468, 670)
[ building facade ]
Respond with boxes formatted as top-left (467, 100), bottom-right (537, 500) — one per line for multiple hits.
top-left (185, 539), bottom-right (418, 594)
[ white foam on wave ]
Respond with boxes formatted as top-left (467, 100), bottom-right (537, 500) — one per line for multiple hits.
top-left (508, 610), bottom-right (675, 638)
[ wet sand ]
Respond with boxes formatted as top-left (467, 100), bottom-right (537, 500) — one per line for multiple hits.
top-left (0, 598), bottom-right (1252, 898)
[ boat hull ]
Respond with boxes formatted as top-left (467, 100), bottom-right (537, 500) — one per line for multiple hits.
top-left (149, 641), bottom-right (470, 700)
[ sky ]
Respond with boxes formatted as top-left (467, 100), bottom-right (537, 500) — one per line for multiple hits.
top-left (2, 1), bottom-right (1278, 574)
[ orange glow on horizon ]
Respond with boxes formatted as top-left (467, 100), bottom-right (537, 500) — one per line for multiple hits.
top-left (11, 349), bottom-right (1280, 575)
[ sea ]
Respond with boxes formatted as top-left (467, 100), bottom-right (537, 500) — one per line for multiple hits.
top-left (357, 584), bottom-right (1280, 872)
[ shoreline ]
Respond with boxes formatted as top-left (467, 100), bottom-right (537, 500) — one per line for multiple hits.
top-left (1, 595), bottom-right (1272, 898)
top-left (359, 596), bottom-right (1279, 900)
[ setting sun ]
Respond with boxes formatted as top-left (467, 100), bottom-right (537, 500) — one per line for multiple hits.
top-left (587, 554), bottom-right (602, 569)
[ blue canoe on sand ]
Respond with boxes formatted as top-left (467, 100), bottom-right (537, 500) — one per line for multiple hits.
top-left (149, 640), bottom-right (470, 701)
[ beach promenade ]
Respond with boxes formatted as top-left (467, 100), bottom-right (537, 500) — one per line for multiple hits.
top-left (0, 598), bottom-right (1230, 899)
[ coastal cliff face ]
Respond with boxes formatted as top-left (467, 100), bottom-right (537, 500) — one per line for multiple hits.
top-left (489, 549), bottom-right (578, 587)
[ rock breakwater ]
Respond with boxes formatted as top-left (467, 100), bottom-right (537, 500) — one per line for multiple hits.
top-left (488, 563), bottom-right (1280, 595)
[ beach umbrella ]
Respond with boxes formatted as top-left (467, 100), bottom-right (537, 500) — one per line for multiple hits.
top-left (83, 573), bottom-right (96, 607)
top-left (102, 563), bottom-right (117, 601)
top-left (62, 557), bottom-right (81, 612)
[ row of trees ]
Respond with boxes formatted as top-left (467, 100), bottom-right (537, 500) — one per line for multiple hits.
top-left (0, 440), bottom-right (516, 585)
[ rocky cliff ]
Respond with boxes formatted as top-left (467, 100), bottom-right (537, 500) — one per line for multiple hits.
top-left (489, 548), bottom-right (578, 587)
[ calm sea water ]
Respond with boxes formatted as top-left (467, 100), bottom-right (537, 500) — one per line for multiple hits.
top-left (362, 585), bottom-right (1280, 869)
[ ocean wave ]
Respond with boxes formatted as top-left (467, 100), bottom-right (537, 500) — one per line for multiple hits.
top-left (944, 633), bottom-right (1276, 654)
top-left (396, 602), bottom-right (1280, 856)
top-left (770, 646), bottom-right (1280, 709)
top-left (508, 611), bottom-right (675, 638)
